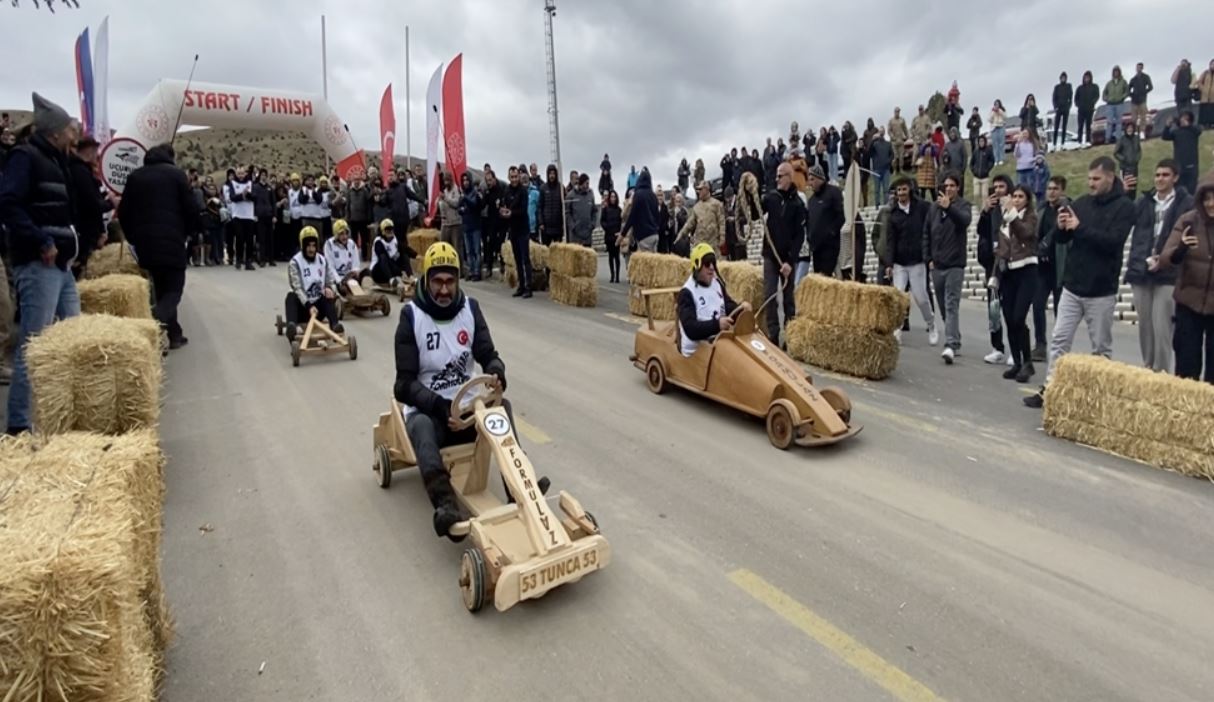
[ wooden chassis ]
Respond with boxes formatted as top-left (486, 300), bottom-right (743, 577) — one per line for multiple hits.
top-left (631, 288), bottom-right (861, 448)
top-left (342, 279), bottom-right (392, 317)
top-left (371, 377), bottom-right (610, 612)
top-left (275, 307), bottom-right (357, 367)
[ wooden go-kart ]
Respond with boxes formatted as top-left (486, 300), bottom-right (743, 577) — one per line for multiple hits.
top-left (274, 306), bottom-right (358, 367)
top-left (362, 275), bottom-right (415, 303)
top-left (371, 375), bottom-right (610, 612)
top-left (338, 278), bottom-right (392, 318)
top-left (630, 288), bottom-right (861, 450)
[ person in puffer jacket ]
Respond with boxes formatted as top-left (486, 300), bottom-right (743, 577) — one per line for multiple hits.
top-left (1155, 176), bottom-right (1214, 382)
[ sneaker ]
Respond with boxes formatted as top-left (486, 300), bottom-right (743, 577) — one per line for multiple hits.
top-left (168, 336), bottom-right (189, 350)
top-left (1023, 390), bottom-right (1044, 408)
top-left (1007, 355), bottom-right (1016, 367)
top-left (983, 350), bottom-right (1006, 364)
top-left (1002, 364), bottom-right (1020, 380)
top-left (1015, 362), bottom-right (1036, 384)
top-left (244, 263), bottom-right (256, 271)
top-left (522, 290), bottom-right (533, 299)
top-left (512, 289), bottom-right (525, 298)
top-left (269, 261), bottom-right (277, 267)
top-left (1031, 345), bottom-right (1047, 362)
top-left (928, 326), bottom-right (940, 346)
top-left (894, 328), bottom-right (903, 343)
top-left (942, 347), bottom-right (954, 365)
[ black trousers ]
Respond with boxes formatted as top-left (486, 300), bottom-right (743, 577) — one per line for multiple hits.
top-left (812, 244), bottom-right (839, 276)
top-left (604, 232), bottom-right (621, 281)
top-left (283, 292), bottom-right (339, 329)
top-left (1076, 109), bottom-right (1094, 143)
top-left (405, 398), bottom-right (518, 510)
top-left (1174, 303), bottom-right (1214, 383)
top-left (1032, 262), bottom-right (1058, 346)
top-left (256, 217), bottom-right (274, 264)
top-left (1052, 111), bottom-right (1070, 146)
top-left (147, 266), bottom-right (186, 342)
top-left (510, 234), bottom-right (533, 292)
top-left (1001, 265), bottom-right (1038, 366)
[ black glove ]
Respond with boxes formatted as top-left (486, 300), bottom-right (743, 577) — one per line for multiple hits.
top-left (485, 361), bottom-right (507, 392)
top-left (434, 397), bottom-right (453, 422)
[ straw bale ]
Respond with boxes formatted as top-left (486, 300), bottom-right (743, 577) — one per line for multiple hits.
top-left (1043, 355), bottom-right (1214, 478)
top-left (549, 274), bottom-right (598, 307)
top-left (794, 274), bottom-right (909, 335)
top-left (628, 252), bottom-right (687, 289)
top-left (548, 243), bottom-right (597, 278)
top-left (717, 260), bottom-right (767, 331)
top-left (786, 317), bottom-right (900, 380)
top-left (0, 432), bottom-right (160, 701)
top-left (26, 315), bottom-right (162, 436)
top-left (499, 241), bottom-right (549, 291)
top-left (84, 243), bottom-right (145, 280)
top-left (77, 275), bottom-right (153, 319)
top-left (406, 228), bottom-right (440, 259)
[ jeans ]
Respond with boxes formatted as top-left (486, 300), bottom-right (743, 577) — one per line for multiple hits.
top-left (510, 235), bottom-right (532, 292)
top-left (0, 259), bottom-right (13, 355)
top-left (1045, 288), bottom-right (1115, 384)
top-left (1106, 103), bottom-right (1127, 142)
top-left (872, 169), bottom-right (890, 206)
top-left (406, 399), bottom-right (518, 510)
top-left (795, 260), bottom-right (812, 289)
top-left (147, 266), bottom-right (186, 342)
top-left (1131, 283), bottom-right (1175, 372)
top-left (762, 256), bottom-right (795, 342)
top-left (1016, 169), bottom-right (1034, 187)
top-left (932, 266), bottom-right (964, 350)
top-left (991, 126), bottom-right (1006, 164)
top-left (7, 263), bottom-right (80, 430)
top-left (1173, 303), bottom-right (1214, 383)
top-left (1076, 109), bottom-right (1094, 143)
top-left (828, 152), bottom-right (839, 183)
top-left (463, 228), bottom-right (482, 278)
top-left (893, 263), bottom-right (934, 330)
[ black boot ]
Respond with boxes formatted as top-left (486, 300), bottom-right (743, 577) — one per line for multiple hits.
top-left (1015, 362), bottom-right (1036, 383)
top-left (1031, 344), bottom-right (1047, 362)
top-left (1002, 364), bottom-right (1021, 380)
top-left (424, 475), bottom-right (467, 542)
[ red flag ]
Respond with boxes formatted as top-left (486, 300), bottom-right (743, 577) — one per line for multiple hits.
top-left (441, 54), bottom-right (467, 188)
top-left (378, 84), bottom-right (395, 188)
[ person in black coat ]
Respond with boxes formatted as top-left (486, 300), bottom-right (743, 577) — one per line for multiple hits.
top-left (252, 170), bottom-right (276, 267)
top-left (118, 144), bottom-right (200, 349)
top-left (67, 135), bottom-right (111, 278)
top-left (1163, 111), bottom-right (1205, 195)
top-left (536, 164), bottom-right (565, 244)
top-left (1051, 72), bottom-right (1074, 148)
top-left (805, 166), bottom-right (845, 275)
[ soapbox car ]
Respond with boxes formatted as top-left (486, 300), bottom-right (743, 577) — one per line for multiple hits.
top-left (337, 278), bottom-right (392, 319)
top-left (371, 375), bottom-right (610, 612)
top-left (630, 288), bottom-right (861, 449)
top-left (274, 306), bottom-right (357, 367)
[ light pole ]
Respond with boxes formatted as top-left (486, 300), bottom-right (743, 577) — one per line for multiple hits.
top-left (543, 0), bottom-right (567, 238)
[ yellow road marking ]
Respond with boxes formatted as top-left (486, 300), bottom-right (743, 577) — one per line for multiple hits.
top-left (515, 416), bottom-right (552, 445)
top-left (728, 569), bottom-right (945, 702)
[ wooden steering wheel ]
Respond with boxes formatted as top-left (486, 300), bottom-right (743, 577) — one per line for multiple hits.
top-left (449, 374), bottom-right (505, 431)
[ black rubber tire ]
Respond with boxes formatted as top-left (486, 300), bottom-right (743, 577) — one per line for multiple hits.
top-left (348, 335), bottom-right (358, 360)
top-left (375, 443), bottom-right (392, 489)
top-left (459, 548), bottom-right (488, 613)
top-left (290, 340), bottom-right (301, 367)
top-left (275, 315), bottom-right (284, 336)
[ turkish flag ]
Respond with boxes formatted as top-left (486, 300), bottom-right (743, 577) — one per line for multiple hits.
top-left (378, 84), bottom-right (395, 188)
top-left (441, 54), bottom-right (466, 188)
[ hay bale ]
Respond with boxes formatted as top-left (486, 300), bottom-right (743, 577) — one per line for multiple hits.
top-left (629, 284), bottom-right (677, 320)
top-left (406, 228), bottom-right (440, 258)
top-left (628, 252), bottom-right (687, 289)
top-left (1044, 355), bottom-right (1214, 478)
top-left (549, 243), bottom-right (597, 278)
top-left (84, 242), bottom-right (144, 279)
top-left (499, 241), bottom-right (549, 291)
top-left (786, 317), bottom-right (900, 380)
top-left (0, 432), bottom-right (161, 701)
top-left (794, 274), bottom-right (909, 335)
top-left (77, 275), bottom-right (153, 319)
top-left (550, 273), bottom-right (598, 307)
top-left (26, 315), bottom-right (163, 435)
top-left (717, 260), bottom-right (767, 331)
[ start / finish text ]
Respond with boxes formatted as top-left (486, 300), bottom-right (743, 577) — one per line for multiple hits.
top-left (182, 90), bottom-right (314, 117)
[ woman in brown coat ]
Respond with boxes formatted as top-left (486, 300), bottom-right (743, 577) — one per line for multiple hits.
top-left (996, 185), bottom-right (1040, 382)
top-left (1156, 177), bottom-right (1214, 381)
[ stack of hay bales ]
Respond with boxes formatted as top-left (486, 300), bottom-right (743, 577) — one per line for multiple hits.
top-left (0, 430), bottom-right (166, 701)
top-left (500, 241), bottom-right (550, 291)
top-left (785, 275), bottom-right (909, 380)
top-left (26, 314), bottom-right (163, 436)
top-left (716, 260), bottom-right (766, 330)
top-left (1044, 355), bottom-right (1214, 478)
top-left (406, 228), bottom-right (440, 274)
top-left (627, 252), bottom-right (687, 320)
top-left (548, 243), bottom-right (598, 307)
top-left (77, 274), bottom-right (153, 319)
top-left (84, 242), bottom-right (144, 280)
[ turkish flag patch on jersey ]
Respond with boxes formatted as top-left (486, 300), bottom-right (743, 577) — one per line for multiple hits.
top-left (457, 330), bottom-right (470, 346)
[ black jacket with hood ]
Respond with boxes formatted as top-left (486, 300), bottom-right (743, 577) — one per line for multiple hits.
top-left (806, 182), bottom-right (845, 254)
top-left (622, 170), bottom-right (659, 240)
top-left (925, 197), bottom-right (973, 269)
top-left (1057, 178), bottom-right (1136, 297)
top-left (118, 145), bottom-right (200, 269)
top-left (0, 132), bottom-right (79, 269)
top-left (1124, 186), bottom-right (1194, 286)
top-left (887, 196), bottom-right (931, 267)
top-left (68, 153), bottom-right (111, 266)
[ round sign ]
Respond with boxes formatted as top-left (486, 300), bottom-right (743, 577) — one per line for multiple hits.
top-left (484, 413), bottom-right (511, 437)
top-left (99, 137), bottom-right (147, 196)
top-left (750, 339), bottom-right (767, 352)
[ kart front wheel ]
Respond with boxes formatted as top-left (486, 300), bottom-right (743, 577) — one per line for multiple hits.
top-left (459, 548), bottom-right (488, 613)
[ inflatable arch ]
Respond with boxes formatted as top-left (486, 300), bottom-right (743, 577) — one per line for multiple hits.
top-left (100, 79), bottom-right (365, 194)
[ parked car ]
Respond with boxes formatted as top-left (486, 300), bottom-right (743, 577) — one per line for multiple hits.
top-left (1090, 102), bottom-right (1163, 145)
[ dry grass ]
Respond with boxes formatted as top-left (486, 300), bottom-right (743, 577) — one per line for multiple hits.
top-left (84, 243), bottom-right (144, 280)
top-left (77, 275), bottom-right (153, 319)
top-left (1044, 354), bottom-right (1214, 478)
top-left (786, 317), bottom-right (900, 380)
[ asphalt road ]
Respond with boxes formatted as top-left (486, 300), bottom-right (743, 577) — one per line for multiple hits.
top-left (158, 257), bottom-right (1214, 701)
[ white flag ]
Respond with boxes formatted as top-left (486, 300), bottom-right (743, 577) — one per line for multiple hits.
top-left (92, 16), bottom-right (110, 145)
top-left (424, 62), bottom-right (443, 221)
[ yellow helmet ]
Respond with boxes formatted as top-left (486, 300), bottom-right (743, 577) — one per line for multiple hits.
top-left (690, 242), bottom-right (717, 272)
top-left (290, 172), bottom-right (302, 183)
top-left (423, 242), bottom-right (460, 275)
top-left (379, 218), bottom-right (395, 232)
top-left (299, 225), bottom-right (319, 248)
top-left (333, 218), bottom-right (350, 236)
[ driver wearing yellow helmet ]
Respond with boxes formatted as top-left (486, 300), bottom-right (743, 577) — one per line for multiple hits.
top-left (324, 218), bottom-right (362, 295)
top-left (284, 225), bottom-right (342, 341)
top-left (395, 242), bottom-right (547, 540)
top-left (677, 243), bottom-right (749, 357)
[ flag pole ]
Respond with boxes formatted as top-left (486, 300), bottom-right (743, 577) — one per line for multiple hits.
top-left (405, 25), bottom-right (411, 173)
top-left (321, 15), bottom-right (331, 172)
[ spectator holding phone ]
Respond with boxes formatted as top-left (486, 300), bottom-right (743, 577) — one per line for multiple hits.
top-left (1114, 121), bottom-right (1142, 200)
top-left (1154, 177), bottom-right (1214, 382)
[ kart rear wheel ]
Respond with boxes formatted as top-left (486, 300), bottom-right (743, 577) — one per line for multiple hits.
top-left (380, 296), bottom-right (391, 316)
top-left (348, 335), bottom-right (358, 360)
top-left (585, 511), bottom-right (599, 532)
top-left (645, 358), bottom-right (668, 395)
top-left (766, 400), bottom-right (796, 450)
top-left (459, 548), bottom-right (488, 613)
top-left (374, 443), bottom-right (392, 489)
top-left (819, 387), bottom-right (852, 424)
top-left (290, 340), bottom-right (301, 367)
top-left (275, 315), bottom-right (285, 336)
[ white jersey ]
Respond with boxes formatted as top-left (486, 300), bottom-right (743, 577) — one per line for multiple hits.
top-left (324, 237), bottom-right (361, 278)
top-left (371, 237), bottom-right (400, 270)
top-left (404, 300), bottom-right (478, 416)
top-left (291, 251), bottom-right (330, 304)
top-left (288, 187), bottom-right (304, 219)
top-left (678, 275), bottom-right (725, 357)
top-left (228, 180), bottom-right (255, 221)
top-left (300, 187), bottom-right (325, 219)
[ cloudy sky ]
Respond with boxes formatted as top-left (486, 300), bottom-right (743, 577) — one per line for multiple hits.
top-left (2, 0), bottom-right (1207, 188)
